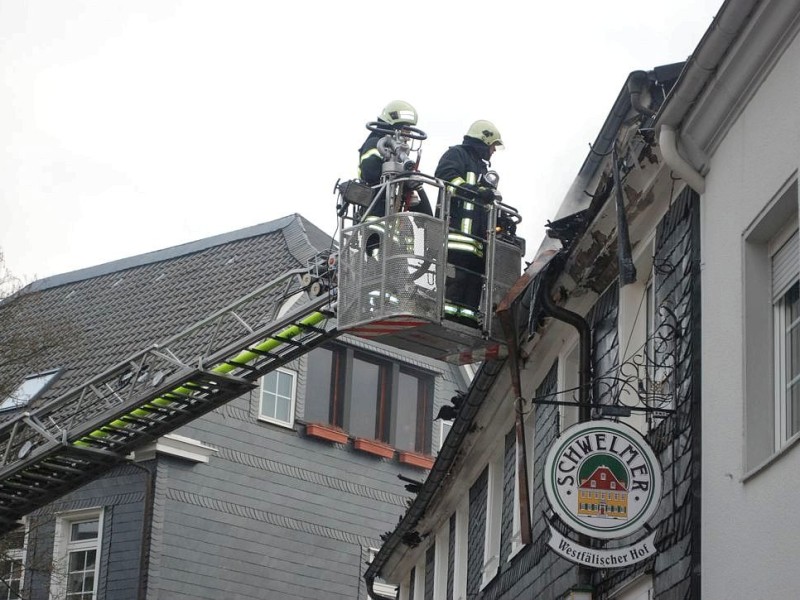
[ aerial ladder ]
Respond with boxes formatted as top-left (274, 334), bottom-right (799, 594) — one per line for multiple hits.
top-left (0, 122), bottom-right (523, 534)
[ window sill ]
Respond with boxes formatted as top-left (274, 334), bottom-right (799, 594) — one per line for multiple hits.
top-left (353, 437), bottom-right (396, 459)
top-left (509, 540), bottom-right (525, 561)
top-left (305, 423), bottom-right (349, 444)
top-left (397, 450), bottom-right (435, 469)
top-left (257, 415), bottom-right (295, 430)
top-left (480, 555), bottom-right (499, 590)
top-left (742, 431), bottom-right (800, 483)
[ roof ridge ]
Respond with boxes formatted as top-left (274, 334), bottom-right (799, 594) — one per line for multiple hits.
top-left (23, 214), bottom-right (301, 293)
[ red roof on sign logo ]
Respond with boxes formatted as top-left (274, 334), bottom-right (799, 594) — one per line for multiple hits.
top-left (579, 465), bottom-right (627, 491)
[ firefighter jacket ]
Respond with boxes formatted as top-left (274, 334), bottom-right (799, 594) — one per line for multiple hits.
top-left (358, 123), bottom-right (432, 218)
top-left (358, 127), bottom-right (388, 187)
top-left (434, 137), bottom-right (493, 258)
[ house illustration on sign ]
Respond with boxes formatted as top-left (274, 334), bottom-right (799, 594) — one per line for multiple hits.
top-left (578, 464), bottom-right (629, 519)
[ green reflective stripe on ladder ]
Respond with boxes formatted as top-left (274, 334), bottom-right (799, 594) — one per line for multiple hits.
top-left (73, 310), bottom-right (328, 447)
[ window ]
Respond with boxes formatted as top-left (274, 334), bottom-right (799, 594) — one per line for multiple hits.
top-left (51, 510), bottom-right (103, 600)
top-left (510, 414), bottom-right (534, 557)
top-left (0, 369), bottom-right (60, 412)
top-left (772, 232), bottom-right (800, 446)
top-left (304, 345), bottom-right (434, 453)
top-left (617, 237), bottom-right (667, 433)
top-left (0, 523), bottom-right (26, 600)
top-left (744, 179), bottom-right (799, 470)
top-left (258, 368), bottom-right (296, 427)
top-left (481, 448), bottom-right (503, 588)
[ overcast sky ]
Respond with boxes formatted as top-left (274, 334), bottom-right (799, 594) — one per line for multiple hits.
top-left (0, 0), bottom-right (724, 282)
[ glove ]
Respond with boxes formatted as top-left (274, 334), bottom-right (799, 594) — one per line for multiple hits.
top-left (476, 187), bottom-right (496, 202)
top-left (462, 183), bottom-right (495, 202)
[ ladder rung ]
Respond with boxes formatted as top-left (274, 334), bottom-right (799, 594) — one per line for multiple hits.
top-left (0, 492), bottom-right (25, 503)
top-left (15, 470), bottom-right (64, 484)
top-left (3, 480), bottom-right (46, 493)
top-left (39, 461), bottom-right (84, 475)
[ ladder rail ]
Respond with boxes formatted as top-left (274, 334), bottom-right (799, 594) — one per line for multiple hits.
top-left (0, 267), bottom-right (311, 437)
top-left (0, 290), bottom-right (340, 530)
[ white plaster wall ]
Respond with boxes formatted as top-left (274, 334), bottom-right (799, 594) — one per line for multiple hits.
top-left (700, 28), bottom-right (800, 599)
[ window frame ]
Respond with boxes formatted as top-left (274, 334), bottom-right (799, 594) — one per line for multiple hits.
top-left (743, 178), bottom-right (800, 474)
top-left (617, 236), bottom-right (666, 434)
top-left (432, 526), bottom-right (449, 600)
top-left (304, 344), bottom-right (435, 453)
top-left (258, 367), bottom-right (297, 428)
top-left (771, 229), bottom-right (800, 449)
top-left (509, 414), bottom-right (535, 558)
top-left (0, 368), bottom-right (61, 412)
top-left (50, 508), bottom-right (104, 600)
top-left (0, 520), bottom-right (27, 600)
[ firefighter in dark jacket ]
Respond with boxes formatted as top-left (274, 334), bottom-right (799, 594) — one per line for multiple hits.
top-left (357, 100), bottom-right (431, 217)
top-left (434, 120), bottom-right (504, 325)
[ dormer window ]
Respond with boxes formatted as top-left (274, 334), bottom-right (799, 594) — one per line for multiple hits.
top-left (0, 369), bottom-right (61, 412)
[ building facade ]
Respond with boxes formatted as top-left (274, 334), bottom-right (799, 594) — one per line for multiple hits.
top-left (367, 2), bottom-right (800, 599)
top-left (0, 214), bottom-right (466, 599)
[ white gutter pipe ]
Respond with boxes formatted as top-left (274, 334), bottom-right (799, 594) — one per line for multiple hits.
top-left (656, 0), bottom-right (759, 194)
top-left (659, 125), bottom-right (706, 194)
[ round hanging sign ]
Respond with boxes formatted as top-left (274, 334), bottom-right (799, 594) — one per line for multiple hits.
top-left (543, 420), bottom-right (662, 540)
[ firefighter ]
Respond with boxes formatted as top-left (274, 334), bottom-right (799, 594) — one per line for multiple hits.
top-left (357, 100), bottom-right (432, 218)
top-left (434, 120), bottom-right (504, 326)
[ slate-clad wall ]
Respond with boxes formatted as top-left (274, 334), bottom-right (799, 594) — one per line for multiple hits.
top-left (147, 385), bottom-right (435, 600)
top-left (591, 281), bottom-right (620, 407)
top-left (470, 363), bottom-right (580, 600)
top-left (23, 463), bottom-right (150, 600)
top-left (467, 467), bottom-right (489, 597)
top-left (592, 188), bottom-right (701, 600)
top-left (15, 350), bottom-right (460, 600)
top-left (474, 190), bottom-right (701, 600)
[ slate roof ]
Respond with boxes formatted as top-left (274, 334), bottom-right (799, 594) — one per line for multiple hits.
top-left (0, 214), bottom-right (333, 415)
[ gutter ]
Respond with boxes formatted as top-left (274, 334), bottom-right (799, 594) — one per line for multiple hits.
top-left (655, 0), bottom-right (759, 194)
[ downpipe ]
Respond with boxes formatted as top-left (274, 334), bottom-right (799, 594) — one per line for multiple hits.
top-left (539, 261), bottom-right (594, 592)
top-left (659, 125), bottom-right (706, 194)
top-left (540, 263), bottom-right (592, 421)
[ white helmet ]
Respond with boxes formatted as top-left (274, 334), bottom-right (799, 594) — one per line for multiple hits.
top-left (379, 100), bottom-right (418, 126)
top-left (466, 120), bottom-right (504, 148)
